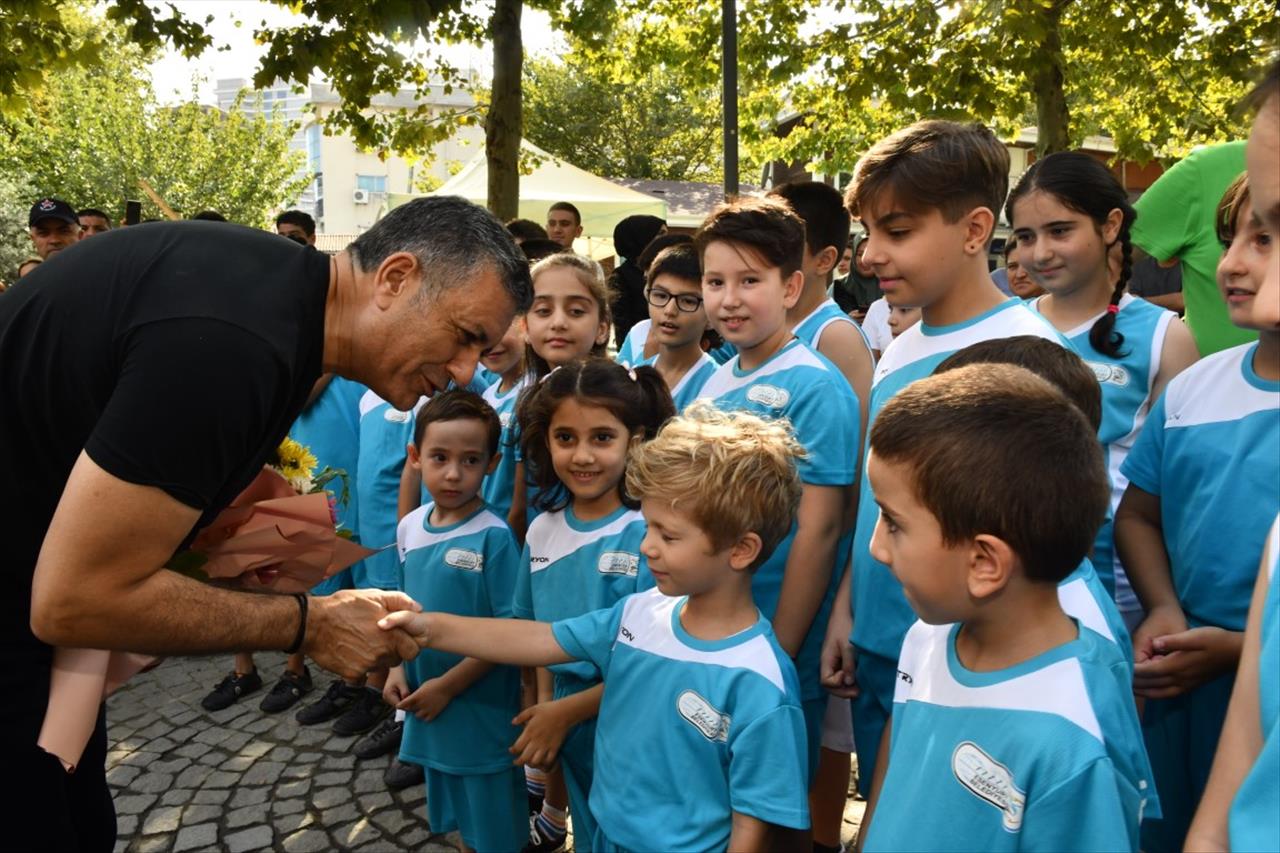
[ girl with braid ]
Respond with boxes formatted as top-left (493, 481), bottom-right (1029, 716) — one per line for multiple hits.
top-left (1008, 152), bottom-right (1200, 628)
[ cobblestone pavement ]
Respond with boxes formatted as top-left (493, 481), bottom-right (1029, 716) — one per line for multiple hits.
top-left (107, 654), bottom-right (865, 851)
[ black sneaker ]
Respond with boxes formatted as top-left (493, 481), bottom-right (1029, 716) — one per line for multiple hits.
top-left (384, 757), bottom-right (424, 790)
top-left (200, 670), bottom-right (263, 712)
top-left (522, 813), bottom-right (566, 853)
top-left (353, 717), bottom-right (403, 760)
top-left (295, 680), bottom-right (363, 725)
top-left (259, 667), bottom-right (313, 713)
top-left (333, 686), bottom-right (391, 736)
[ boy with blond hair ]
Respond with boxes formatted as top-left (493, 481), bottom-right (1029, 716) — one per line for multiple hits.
top-left (822, 121), bottom-right (1063, 788)
top-left (380, 404), bottom-right (811, 852)
top-left (859, 365), bottom-right (1154, 852)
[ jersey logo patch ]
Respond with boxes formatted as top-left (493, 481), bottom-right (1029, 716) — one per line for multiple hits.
top-left (499, 411), bottom-right (514, 428)
top-left (443, 548), bottom-right (483, 572)
top-left (1087, 361), bottom-right (1130, 387)
top-left (952, 742), bottom-right (1025, 832)
top-left (677, 690), bottom-right (730, 742)
top-left (383, 408), bottom-right (413, 423)
top-left (746, 384), bottom-right (790, 409)
top-left (597, 551), bottom-right (639, 576)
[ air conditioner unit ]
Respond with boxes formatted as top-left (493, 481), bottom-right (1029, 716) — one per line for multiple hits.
top-left (352, 188), bottom-right (370, 204)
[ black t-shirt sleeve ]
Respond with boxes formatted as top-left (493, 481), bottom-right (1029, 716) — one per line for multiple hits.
top-left (85, 318), bottom-right (290, 511)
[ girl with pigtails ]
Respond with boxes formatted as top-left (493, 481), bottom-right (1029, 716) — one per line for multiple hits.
top-left (1008, 151), bottom-right (1200, 628)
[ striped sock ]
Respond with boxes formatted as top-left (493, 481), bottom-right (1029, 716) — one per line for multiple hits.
top-left (535, 802), bottom-right (567, 843)
top-left (525, 766), bottom-right (547, 798)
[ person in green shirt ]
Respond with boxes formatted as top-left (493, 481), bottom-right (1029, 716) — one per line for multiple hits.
top-left (1132, 141), bottom-right (1256, 356)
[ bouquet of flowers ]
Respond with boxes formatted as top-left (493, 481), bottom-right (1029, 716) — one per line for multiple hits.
top-left (39, 438), bottom-right (378, 771)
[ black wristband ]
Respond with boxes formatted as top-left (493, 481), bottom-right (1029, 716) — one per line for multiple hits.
top-left (284, 593), bottom-right (308, 654)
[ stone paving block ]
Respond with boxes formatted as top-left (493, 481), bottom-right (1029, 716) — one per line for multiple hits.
top-left (281, 828), bottom-right (329, 852)
top-left (199, 769), bottom-right (240, 789)
top-left (173, 823), bottom-right (217, 852)
top-left (357, 791), bottom-right (393, 813)
top-left (312, 786), bottom-right (349, 810)
top-left (332, 818), bottom-right (383, 848)
top-left (192, 727), bottom-right (234, 747)
top-left (267, 745), bottom-right (296, 763)
top-left (320, 753), bottom-right (356, 770)
top-left (197, 751), bottom-right (226, 767)
top-left (220, 755), bottom-right (256, 772)
top-left (175, 765), bottom-right (209, 788)
top-left (399, 827), bottom-right (431, 848)
top-left (224, 825), bottom-right (273, 853)
top-left (106, 764), bottom-right (141, 786)
top-left (371, 807), bottom-right (414, 836)
top-left (272, 797), bottom-right (306, 816)
top-left (228, 786), bottom-right (269, 808)
top-left (272, 809), bottom-right (318, 835)
top-left (129, 831), bottom-right (173, 852)
top-left (116, 814), bottom-right (138, 837)
top-left (314, 770), bottom-right (351, 787)
top-left (131, 772), bottom-right (174, 794)
top-left (173, 742), bottom-right (212, 760)
top-left (222, 731), bottom-right (255, 752)
top-left (275, 778), bottom-right (311, 799)
top-left (352, 769), bottom-right (384, 794)
top-left (226, 803), bottom-right (270, 829)
top-left (191, 788), bottom-right (232, 806)
top-left (243, 716), bottom-right (277, 735)
top-left (241, 759), bottom-right (286, 786)
top-left (181, 804), bottom-right (221, 825)
top-left (141, 806), bottom-right (182, 835)
top-left (160, 788), bottom-right (195, 807)
top-left (114, 794), bottom-right (158, 816)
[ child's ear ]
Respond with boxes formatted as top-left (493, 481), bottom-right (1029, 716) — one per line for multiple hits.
top-left (406, 443), bottom-right (421, 468)
top-left (814, 245), bottom-right (840, 277)
top-left (595, 317), bottom-right (610, 346)
top-left (728, 532), bottom-right (763, 572)
top-left (962, 207), bottom-right (996, 256)
top-left (1102, 207), bottom-right (1124, 245)
top-left (782, 269), bottom-right (804, 308)
top-left (486, 451), bottom-right (501, 476)
top-left (966, 533), bottom-right (1015, 599)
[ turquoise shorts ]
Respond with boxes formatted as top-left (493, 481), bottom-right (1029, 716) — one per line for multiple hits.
top-left (425, 765), bottom-right (527, 853)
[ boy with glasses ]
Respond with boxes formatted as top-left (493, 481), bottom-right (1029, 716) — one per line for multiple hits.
top-left (637, 244), bottom-right (718, 410)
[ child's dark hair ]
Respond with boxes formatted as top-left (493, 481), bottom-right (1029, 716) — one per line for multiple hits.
top-left (845, 120), bottom-right (1009, 231)
top-left (520, 238), bottom-right (564, 262)
top-left (517, 358), bottom-right (676, 513)
top-left (1006, 151), bottom-right (1136, 358)
top-left (871, 363), bottom-right (1109, 584)
top-left (413, 390), bottom-right (502, 458)
top-left (1245, 58), bottom-right (1280, 113)
top-left (1215, 173), bottom-right (1250, 248)
top-left (507, 218), bottom-right (549, 242)
top-left (694, 196), bottom-right (806, 278)
top-left (646, 243), bottom-right (702, 289)
top-left (769, 181), bottom-right (852, 262)
top-left (636, 232), bottom-right (693, 274)
top-left (935, 337), bottom-right (1102, 432)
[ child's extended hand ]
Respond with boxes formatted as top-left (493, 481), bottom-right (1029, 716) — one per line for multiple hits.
top-left (820, 620), bottom-right (859, 699)
top-left (1131, 604), bottom-right (1188, 664)
top-left (510, 698), bottom-right (575, 770)
top-left (399, 677), bottom-right (456, 722)
top-left (383, 666), bottom-right (410, 707)
top-left (379, 610), bottom-right (432, 647)
top-left (1133, 626), bottom-right (1244, 699)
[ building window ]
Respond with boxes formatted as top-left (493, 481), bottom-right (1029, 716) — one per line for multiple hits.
top-left (356, 175), bottom-right (388, 193)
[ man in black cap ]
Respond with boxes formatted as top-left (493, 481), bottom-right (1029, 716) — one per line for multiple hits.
top-left (28, 197), bottom-right (82, 260)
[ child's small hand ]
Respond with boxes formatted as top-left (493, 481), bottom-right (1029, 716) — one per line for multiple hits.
top-left (379, 610), bottom-right (432, 647)
top-left (383, 667), bottom-right (410, 707)
top-left (398, 678), bottom-right (456, 722)
top-left (820, 631), bottom-right (859, 699)
top-left (510, 699), bottom-right (574, 770)
top-left (1131, 604), bottom-right (1188, 664)
top-left (1133, 626), bottom-right (1242, 699)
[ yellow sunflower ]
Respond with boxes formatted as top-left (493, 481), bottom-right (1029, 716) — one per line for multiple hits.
top-left (274, 437), bottom-right (318, 492)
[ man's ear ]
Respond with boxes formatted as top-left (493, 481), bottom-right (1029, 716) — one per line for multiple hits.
top-left (966, 534), bottom-right (1016, 600)
top-left (728, 532), bottom-right (764, 572)
top-left (963, 208), bottom-right (996, 256)
top-left (371, 251), bottom-right (422, 310)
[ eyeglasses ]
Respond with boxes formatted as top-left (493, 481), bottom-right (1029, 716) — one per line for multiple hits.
top-left (646, 288), bottom-right (704, 313)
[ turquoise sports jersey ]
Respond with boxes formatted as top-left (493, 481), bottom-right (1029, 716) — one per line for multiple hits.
top-left (1230, 515), bottom-right (1280, 852)
top-left (290, 376), bottom-right (365, 538)
top-left (1032, 293), bottom-right (1175, 602)
top-left (358, 390), bottom-right (424, 587)
top-left (694, 338), bottom-right (860, 701)
top-left (637, 351), bottom-right (718, 412)
top-left (512, 504), bottom-right (645, 697)
top-left (1121, 343), bottom-right (1280, 631)
top-left (480, 377), bottom-right (527, 520)
top-left (396, 503), bottom-right (522, 774)
top-left (615, 319), bottom-right (651, 368)
top-left (864, 620), bottom-right (1155, 852)
top-left (551, 589), bottom-right (810, 850)
top-left (852, 298), bottom-right (1065, 660)
top-left (1059, 559), bottom-right (1132, 670)
top-left (472, 365), bottom-right (498, 389)
top-left (792, 297), bottom-right (875, 360)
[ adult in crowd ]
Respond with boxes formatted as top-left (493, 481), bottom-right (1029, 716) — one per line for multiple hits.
top-left (77, 208), bottom-right (111, 239)
top-left (1132, 141), bottom-right (1250, 355)
top-left (0, 196), bottom-right (531, 850)
top-left (17, 258), bottom-right (42, 279)
top-left (276, 209), bottom-right (317, 247)
top-left (1128, 255), bottom-right (1184, 314)
top-left (843, 234), bottom-right (881, 321)
top-left (545, 201), bottom-right (583, 250)
top-left (28, 197), bottom-right (81, 259)
top-left (608, 214), bottom-right (667, 349)
top-left (191, 209), bottom-right (229, 222)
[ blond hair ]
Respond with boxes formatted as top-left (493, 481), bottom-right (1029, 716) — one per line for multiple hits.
top-left (626, 402), bottom-right (804, 567)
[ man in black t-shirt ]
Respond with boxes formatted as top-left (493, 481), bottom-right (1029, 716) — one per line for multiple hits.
top-left (0, 196), bottom-right (531, 849)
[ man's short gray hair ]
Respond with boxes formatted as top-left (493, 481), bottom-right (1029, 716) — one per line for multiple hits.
top-left (349, 196), bottom-right (532, 312)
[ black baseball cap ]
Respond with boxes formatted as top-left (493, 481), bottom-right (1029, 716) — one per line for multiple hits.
top-left (28, 197), bottom-right (79, 227)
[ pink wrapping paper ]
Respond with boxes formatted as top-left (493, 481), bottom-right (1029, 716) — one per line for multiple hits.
top-left (38, 467), bottom-right (380, 771)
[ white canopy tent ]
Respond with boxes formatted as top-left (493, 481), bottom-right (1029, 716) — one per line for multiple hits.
top-left (387, 141), bottom-right (667, 259)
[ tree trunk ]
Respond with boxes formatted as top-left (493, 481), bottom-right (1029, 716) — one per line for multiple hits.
top-left (486, 0), bottom-right (522, 219)
top-left (1030, 0), bottom-right (1071, 156)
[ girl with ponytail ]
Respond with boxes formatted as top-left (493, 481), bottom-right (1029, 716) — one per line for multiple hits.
top-left (1008, 151), bottom-right (1200, 623)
